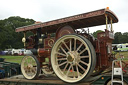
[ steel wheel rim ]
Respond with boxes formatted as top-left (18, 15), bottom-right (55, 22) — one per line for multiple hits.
top-left (21, 56), bottom-right (38, 79)
top-left (51, 35), bottom-right (93, 83)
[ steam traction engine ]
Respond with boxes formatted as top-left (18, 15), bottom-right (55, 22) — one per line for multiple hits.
top-left (15, 8), bottom-right (118, 83)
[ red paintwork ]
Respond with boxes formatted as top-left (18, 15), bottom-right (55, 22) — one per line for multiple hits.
top-left (96, 29), bottom-right (114, 69)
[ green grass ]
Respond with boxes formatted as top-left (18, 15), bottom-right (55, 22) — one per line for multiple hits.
top-left (0, 55), bottom-right (49, 64)
top-left (115, 51), bottom-right (128, 60)
top-left (0, 55), bottom-right (24, 64)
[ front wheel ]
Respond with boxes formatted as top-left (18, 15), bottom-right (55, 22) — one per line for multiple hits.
top-left (21, 55), bottom-right (40, 79)
top-left (51, 34), bottom-right (96, 83)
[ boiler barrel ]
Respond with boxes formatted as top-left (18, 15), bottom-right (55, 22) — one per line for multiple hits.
top-left (30, 48), bottom-right (50, 57)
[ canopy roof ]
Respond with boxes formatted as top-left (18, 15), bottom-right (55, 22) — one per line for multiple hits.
top-left (15, 8), bottom-right (118, 33)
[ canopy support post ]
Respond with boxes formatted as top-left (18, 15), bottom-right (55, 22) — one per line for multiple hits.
top-left (110, 18), bottom-right (113, 32)
top-left (105, 14), bottom-right (108, 30)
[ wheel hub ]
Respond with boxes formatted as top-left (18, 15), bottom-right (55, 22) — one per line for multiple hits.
top-left (27, 64), bottom-right (33, 69)
top-left (67, 52), bottom-right (75, 62)
top-left (67, 51), bottom-right (79, 64)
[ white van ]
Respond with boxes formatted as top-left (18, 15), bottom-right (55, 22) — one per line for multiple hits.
top-left (117, 43), bottom-right (128, 51)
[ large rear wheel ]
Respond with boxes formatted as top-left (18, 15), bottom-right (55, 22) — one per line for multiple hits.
top-left (51, 34), bottom-right (96, 83)
top-left (21, 55), bottom-right (40, 79)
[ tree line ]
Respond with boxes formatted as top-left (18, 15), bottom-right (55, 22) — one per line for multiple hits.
top-left (0, 16), bottom-right (35, 50)
top-left (0, 16), bottom-right (128, 50)
top-left (113, 32), bottom-right (128, 44)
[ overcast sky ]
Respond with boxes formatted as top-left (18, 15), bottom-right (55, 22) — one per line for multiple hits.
top-left (0, 0), bottom-right (128, 33)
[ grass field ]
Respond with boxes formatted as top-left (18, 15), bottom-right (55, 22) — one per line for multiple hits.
top-left (0, 55), bottom-right (49, 64)
top-left (114, 51), bottom-right (128, 60)
top-left (0, 55), bottom-right (24, 64)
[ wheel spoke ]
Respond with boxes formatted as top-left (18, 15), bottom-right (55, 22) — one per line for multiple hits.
top-left (31, 58), bottom-right (35, 65)
top-left (63, 63), bottom-right (69, 72)
top-left (66, 64), bottom-right (72, 76)
top-left (30, 68), bottom-right (36, 76)
top-left (77, 63), bottom-right (86, 72)
top-left (25, 67), bottom-right (29, 74)
top-left (62, 41), bottom-right (70, 51)
top-left (60, 46), bottom-right (67, 55)
top-left (31, 60), bottom-right (34, 65)
top-left (57, 58), bottom-right (67, 61)
top-left (74, 39), bottom-right (76, 51)
top-left (26, 57), bottom-right (29, 65)
top-left (80, 56), bottom-right (89, 59)
top-left (76, 43), bottom-right (83, 52)
top-left (30, 59), bottom-right (32, 64)
top-left (79, 48), bottom-right (87, 55)
top-left (71, 64), bottom-right (75, 78)
top-left (32, 60), bottom-right (35, 66)
top-left (24, 67), bottom-right (27, 73)
top-left (70, 39), bottom-right (72, 51)
top-left (31, 67), bottom-right (36, 74)
top-left (76, 64), bottom-right (80, 78)
top-left (59, 61), bottom-right (68, 67)
top-left (80, 60), bottom-right (88, 66)
top-left (29, 57), bottom-right (32, 63)
top-left (30, 68), bottom-right (33, 75)
top-left (56, 52), bottom-right (67, 57)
